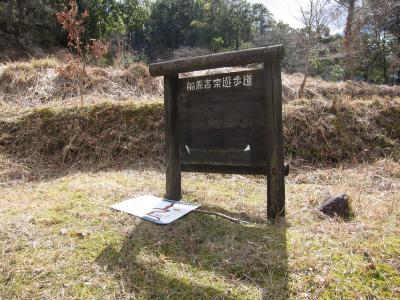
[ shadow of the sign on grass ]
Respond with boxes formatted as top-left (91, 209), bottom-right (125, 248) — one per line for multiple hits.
top-left (96, 207), bottom-right (288, 299)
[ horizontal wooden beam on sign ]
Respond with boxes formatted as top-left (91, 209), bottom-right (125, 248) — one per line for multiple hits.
top-left (181, 164), bottom-right (268, 175)
top-left (149, 45), bottom-right (283, 76)
top-left (180, 148), bottom-right (265, 166)
top-left (181, 163), bottom-right (290, 176)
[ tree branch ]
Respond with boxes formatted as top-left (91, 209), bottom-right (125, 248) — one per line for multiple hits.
top-left (194, 209), bottom-right (251, 225)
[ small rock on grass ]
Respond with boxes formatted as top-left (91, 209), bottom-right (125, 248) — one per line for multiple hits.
top-left (319, 193), bottom-right (353, 219)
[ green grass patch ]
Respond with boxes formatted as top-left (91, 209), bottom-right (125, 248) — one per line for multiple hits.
top-left (0, 161), bottom-right (399, 299)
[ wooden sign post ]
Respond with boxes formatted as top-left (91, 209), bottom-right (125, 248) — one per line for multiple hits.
top-left (149, 45), bottom-right (288, 220)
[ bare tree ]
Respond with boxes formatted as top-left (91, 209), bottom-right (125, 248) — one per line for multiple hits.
top-left (298, 0), bottom-right (334, 97)
top-left (333, 0), bottom-right (357, 80)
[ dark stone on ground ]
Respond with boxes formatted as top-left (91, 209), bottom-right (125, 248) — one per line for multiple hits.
top-left (319, 193), bottom-right (353, 219)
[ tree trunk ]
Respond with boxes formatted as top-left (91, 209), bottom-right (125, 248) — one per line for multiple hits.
top-left (343, 0), bottom-right (356, 80)
top-left (299, 30), bottom-right (311, 98)
top-left (16, 0), bottom-right (23, 39)
top-left (79, 57), bottom-right (87, 105)
top-left (382, 32), bottom-right (388, 84)
top-left (367, 56), bottom-right (372, 83)
top-left (299, 73), bottom-right (309, 98)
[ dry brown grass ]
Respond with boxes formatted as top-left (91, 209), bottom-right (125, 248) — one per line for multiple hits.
top-left (0, 94), bottom-right (397, 185)
top-left (0, 102), bottom-right (165, 183)
top-left (0, 159), bottom-right (398, 299)
top-left (0, 63), bottom-right (399, 299)
top-left (2, 59), bottom-right (400, 108)
top-left (0, 63), bottom-right (398, 186)
top-left (283, 73), bottom-right (400, 101)
top-left (118, 63), bottom-right (163, 97)
top-left (0, 59), bottom-right (162, 105)
top-left (284, 96), bottom-right (400, 165)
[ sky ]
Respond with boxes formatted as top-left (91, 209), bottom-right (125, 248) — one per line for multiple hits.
top-left (249, 0), bottom-right (344, 32)
top-left (249, 0), bottom-right (310, 29)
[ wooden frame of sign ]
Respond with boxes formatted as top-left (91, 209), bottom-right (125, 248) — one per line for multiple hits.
top-left (149, 45), bottom-right (288, 220)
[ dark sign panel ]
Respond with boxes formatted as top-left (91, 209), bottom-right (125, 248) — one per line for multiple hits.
top-left (178, 69), bottom-right (266, 167)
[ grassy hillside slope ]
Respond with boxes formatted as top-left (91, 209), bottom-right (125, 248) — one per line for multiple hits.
top-left (0, 97), bottom-right (398, 183)
top-left (0, 59), bottom-right (399, 299)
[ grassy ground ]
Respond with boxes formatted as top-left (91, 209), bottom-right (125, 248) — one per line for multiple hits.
top-left (0, 61), bottom-right (399, 299)
top-left (0, 160), bottom-right (399, 299)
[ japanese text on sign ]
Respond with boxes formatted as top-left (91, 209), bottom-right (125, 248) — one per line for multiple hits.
top-left (187, 73), bottom-right (253, 92)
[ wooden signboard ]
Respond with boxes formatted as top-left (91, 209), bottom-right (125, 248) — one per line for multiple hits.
top-left (149, 45), bottom-right (288, 220)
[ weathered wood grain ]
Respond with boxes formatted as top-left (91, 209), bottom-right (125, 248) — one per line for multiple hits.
top-left (264, 62), bottom-right (285, 219)
top-left (177, 69), bottom-right (265, 94)
top-left (181, 164), bottom-right (268, 175)
top-left (178, 69), bottom-right (267, 167)
top-left (150, 45), bottom-right (283, 76)
top-left (156, 45), bottom-right (286, 221)
top-left (164, 74), bottom-right (181, 200)
top-left (179, 127), bottom-right (266, 150)
top-left (180, 148), bottom-right (262, 166)
top-left (181, 164), bottom-right (289, 176)
top-left (272, 62), bottom-right (286, 217)
top-left (178, 91), bottom-right (266, 130)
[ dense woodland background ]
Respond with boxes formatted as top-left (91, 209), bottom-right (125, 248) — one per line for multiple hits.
top-left (0, 0), bottom-right (399, 84)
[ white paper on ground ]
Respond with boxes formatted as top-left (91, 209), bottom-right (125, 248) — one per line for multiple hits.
top-left (111, 195), bottom-right (200, 225)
